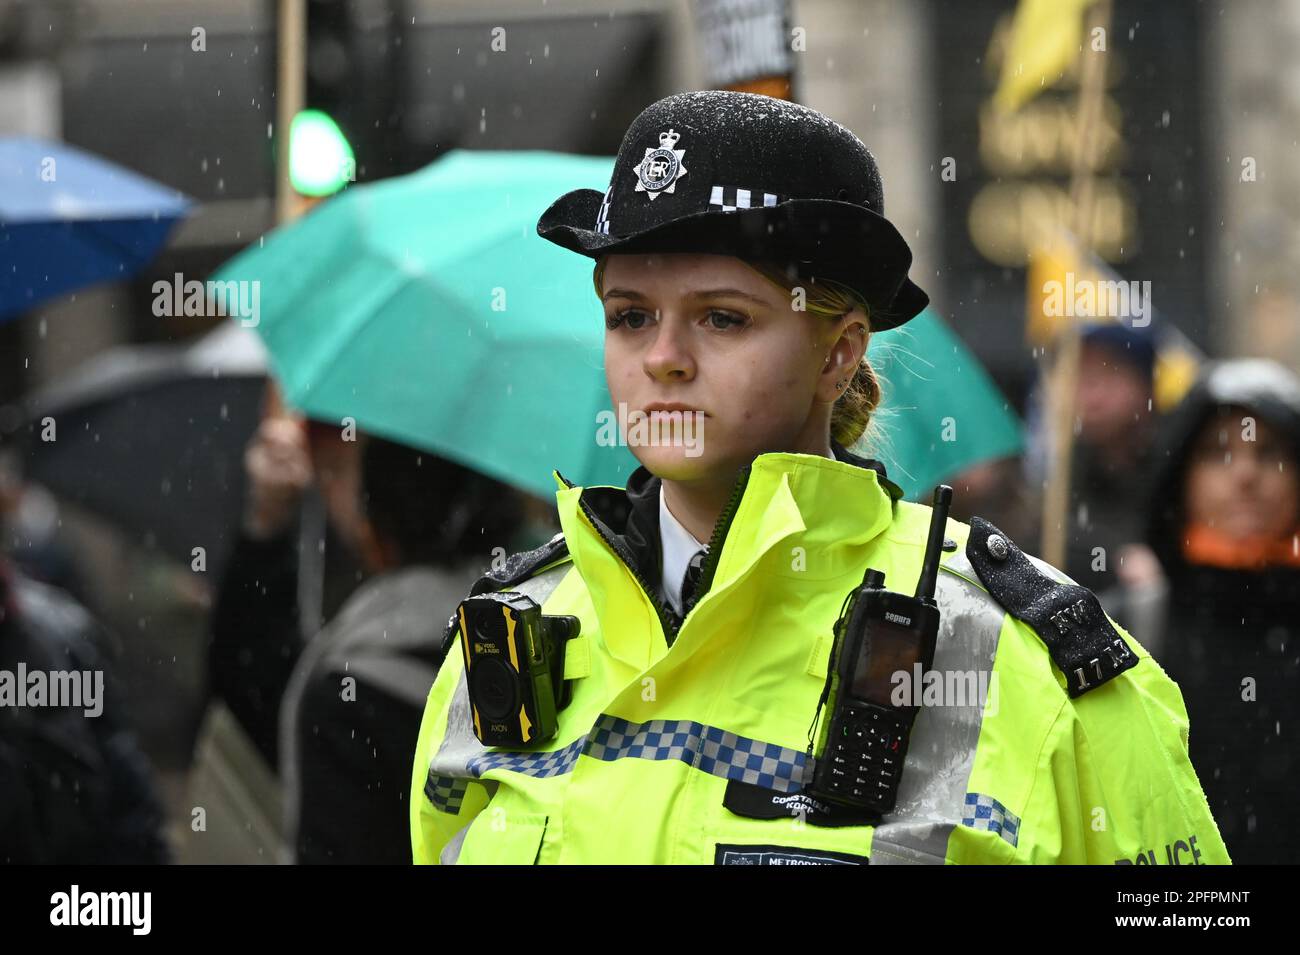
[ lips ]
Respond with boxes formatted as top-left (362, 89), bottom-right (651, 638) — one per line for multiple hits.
top-left (643, 403), bottom-right (705, 415)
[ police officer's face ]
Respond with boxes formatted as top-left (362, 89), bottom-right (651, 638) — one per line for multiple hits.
top-left (1184, 409), bottom-right (1300, 541)
top-left (599, 253), bottom-right (858, 482)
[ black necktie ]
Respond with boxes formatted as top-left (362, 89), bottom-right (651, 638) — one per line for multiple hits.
top-left (681, 547), bottom-right (708, 614)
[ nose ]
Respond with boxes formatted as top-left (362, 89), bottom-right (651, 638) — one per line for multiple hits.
top-left (1227, 443), bottom-right (1266, 491)
top-left (643, 312), bottom-right (695, 383)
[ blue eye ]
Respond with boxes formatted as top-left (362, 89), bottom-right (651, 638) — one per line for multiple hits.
top-left (706, 309), bottom-right (744, 330)
top-left (606, 308), bottom-right (651, 330)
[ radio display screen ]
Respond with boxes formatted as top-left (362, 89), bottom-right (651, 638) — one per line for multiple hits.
top-left (849, 618), bottom-right (922, 706)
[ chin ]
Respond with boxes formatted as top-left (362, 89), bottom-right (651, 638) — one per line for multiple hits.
top-left (632, 443), bottom-right (736, 484)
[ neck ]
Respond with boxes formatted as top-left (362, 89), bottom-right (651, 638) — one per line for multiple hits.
top-left (660, 475), bottom-right (736, 545)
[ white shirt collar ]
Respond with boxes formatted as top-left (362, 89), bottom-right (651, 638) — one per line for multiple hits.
top-left (658, 484), bottom-right (707, 615)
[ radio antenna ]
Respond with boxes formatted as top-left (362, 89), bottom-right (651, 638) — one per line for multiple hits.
top-left (915, 485), bottom-right (953, 605)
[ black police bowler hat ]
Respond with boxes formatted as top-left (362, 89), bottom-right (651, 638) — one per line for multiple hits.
top-left (537, 90), bottom-right (929, 330)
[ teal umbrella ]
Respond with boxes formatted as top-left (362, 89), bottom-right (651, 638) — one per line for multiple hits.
top-left (865, 310), bottom-right (1023, 499)
top-left (214, 151), bottom-right (639, 500)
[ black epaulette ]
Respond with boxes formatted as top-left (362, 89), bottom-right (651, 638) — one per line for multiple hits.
top-left (965, 517), bottom-right (1138, 697)
top-left (436, 533), bottom-right (570, 661)
top-left (467, 531), bottom-right (570, 597)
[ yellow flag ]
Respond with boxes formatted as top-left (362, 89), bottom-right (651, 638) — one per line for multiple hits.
top-left (1026, 237), bottom-right (1088, 347)
top-left (1153, 344), bottom-right (1200, 412)
top-left (994, 0), bottom-right (1097, 113)
top-left (1026, 236), bottom-right (1202, 411)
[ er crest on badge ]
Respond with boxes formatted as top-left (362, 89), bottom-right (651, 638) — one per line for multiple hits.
top-left (634, 128), bottom-right (687, 199)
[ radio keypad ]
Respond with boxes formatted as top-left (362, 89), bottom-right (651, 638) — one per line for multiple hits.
top-left (825, 704), bottom-right (907, 803)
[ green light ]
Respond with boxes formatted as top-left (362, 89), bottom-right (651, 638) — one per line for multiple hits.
top-left (289, 110), bottom-right (355, 196)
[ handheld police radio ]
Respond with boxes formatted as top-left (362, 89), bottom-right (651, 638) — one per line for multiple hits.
top-left (808, 485), bottom-right (952, 815)
top-left (457, 592), bottom-right (580, 748)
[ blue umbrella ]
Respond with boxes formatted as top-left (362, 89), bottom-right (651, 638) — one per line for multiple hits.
top-left (0, 137), bottom-right (192, 320)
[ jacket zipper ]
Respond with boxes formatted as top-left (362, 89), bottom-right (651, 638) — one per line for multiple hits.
top-left (558, 465), bottom-right (752, 643)
top-left (688, 465), bottom-right (752, 610)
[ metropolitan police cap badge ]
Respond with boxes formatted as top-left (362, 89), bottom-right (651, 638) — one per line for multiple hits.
top-left (633, 128), bottom-right (687, 200)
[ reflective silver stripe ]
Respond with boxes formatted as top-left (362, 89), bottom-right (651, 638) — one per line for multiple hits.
top-left (439, 821), bottom-right (473, 865)
top-left (425, 563), bottom-right (573, 814)
top-left (870, 553), bottom-right (1006, 865)
top-left (511, 561), bottom-right (572, 606)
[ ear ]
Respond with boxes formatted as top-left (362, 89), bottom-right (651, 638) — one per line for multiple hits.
top-left (817, 312), bottom-right (871, 403)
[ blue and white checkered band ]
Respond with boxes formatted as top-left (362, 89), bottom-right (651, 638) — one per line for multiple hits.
top-left (584, 715), bottom-right (808, 792)
top-left (961, 792), bottom-right (1022, 847)
top-left (425, 774), bottom-right (469, 814)
top-left (425, 713), bottom-right (810, 815)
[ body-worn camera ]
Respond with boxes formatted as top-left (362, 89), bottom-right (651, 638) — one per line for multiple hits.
top-left (808, 486), bottom-right (952, 815)
top-left (458, 592), bottom-right (580, 748)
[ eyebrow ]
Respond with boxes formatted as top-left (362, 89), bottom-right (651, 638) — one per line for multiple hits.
top-left (601, 287), bottom-right (648, 302)
top-left (601, 286), bottom-right (773, 307)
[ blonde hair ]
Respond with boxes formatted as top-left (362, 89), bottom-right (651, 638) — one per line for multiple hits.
top-left (592, 257), bottom-right (882, 448)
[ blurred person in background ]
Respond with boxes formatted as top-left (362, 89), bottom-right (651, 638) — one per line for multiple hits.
top-left (1142, 358), bottom-right (1300, 864)
top-left (1021, 322), bottom-right (1161, 630)
top-left (1064, 323), bottom-right (1160, 599)
top-left (207, 412), bottom-right (368, 767)
top-left (281, 436), bottom-right (526, 864)
top-left (0, 441), bottom-right (90, 608)
top-left (0, 552), bottom-right (170, 863)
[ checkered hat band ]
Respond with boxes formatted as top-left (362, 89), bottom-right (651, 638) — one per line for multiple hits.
top-left (707, 185), bottom-right (782, 212)
top-left (426, 713), bottom-right (808, 814)
top-left (960, 792), bottom-right (1021, 848)
top-left (593, 186), bottom-right (613, 235)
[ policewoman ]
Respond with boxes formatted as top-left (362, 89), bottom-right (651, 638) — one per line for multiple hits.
top-left (410, 91), bottom-right (1228, 865)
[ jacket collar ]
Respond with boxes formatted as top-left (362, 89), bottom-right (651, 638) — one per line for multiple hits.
top-left (553, 443), bottom-right (902, 667)
top-left (563, 441), bottom-right (899, 596)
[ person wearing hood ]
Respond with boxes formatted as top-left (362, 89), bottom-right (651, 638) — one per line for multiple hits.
top-left (0, 554), bottom-right (170, 863)
top-left (1143, 358), bottom-right (1300, 864)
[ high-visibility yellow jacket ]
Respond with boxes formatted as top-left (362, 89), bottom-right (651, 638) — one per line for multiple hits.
top-left (410, 450), bottom-right (1229, 865)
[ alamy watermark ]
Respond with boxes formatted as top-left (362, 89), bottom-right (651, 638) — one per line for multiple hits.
top-left (152, 273), bottom-right (260, 327)
top-left (596, 402), bottom-right (705, 457)
top-left (889, 665), bottom-right (999, 716)
top-left (0, 665), bottom-right (103, 717)
top-left (50, 885), bottom-right (150, 935)
top-left (1041, 271), bottom-right (1151, 327)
